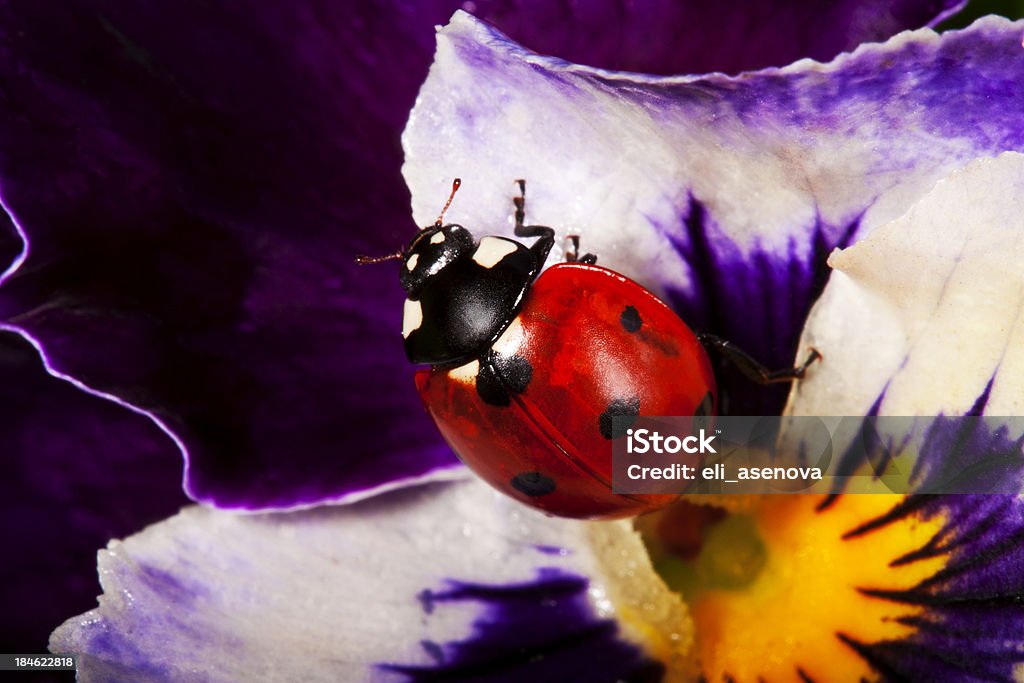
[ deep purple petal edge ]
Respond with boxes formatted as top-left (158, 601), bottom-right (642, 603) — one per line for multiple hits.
top-left (0, 329), bottom-right (186, 654)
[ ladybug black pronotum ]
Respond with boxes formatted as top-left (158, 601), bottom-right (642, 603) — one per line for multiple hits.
top-left (360, 179), bottom-right (819, 519)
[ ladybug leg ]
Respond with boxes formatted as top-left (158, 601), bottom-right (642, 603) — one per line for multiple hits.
top-left (564, 235), bottom-right (598, 265)
top-left (696, 332), bottom-right (822, 385)
top-left (513, 179), bottom-right (556, 265)
top-left (512, 179), bottom-right (528, 229)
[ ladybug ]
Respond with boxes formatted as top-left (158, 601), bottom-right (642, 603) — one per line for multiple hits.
top-left (361, 179), bottom-right (818, 519)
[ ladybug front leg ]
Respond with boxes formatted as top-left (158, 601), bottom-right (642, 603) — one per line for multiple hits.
top-left (696, 332), bottom-right (822, 385)
top-left (512, 179), bottom-right (556, 266)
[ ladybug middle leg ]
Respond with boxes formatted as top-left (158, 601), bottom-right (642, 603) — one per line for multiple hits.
top-left (696, 332), bottom-right (822, 385)
top-left (564, 235), bottom-right (598, 265)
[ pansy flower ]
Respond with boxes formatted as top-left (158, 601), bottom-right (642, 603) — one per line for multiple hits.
top-left (2, 1), bottom-right (1024, 681)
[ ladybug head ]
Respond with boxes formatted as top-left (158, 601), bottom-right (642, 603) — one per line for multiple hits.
top-left (357, 178), bottom-right (542, 367)
top-left (399, 223), bottom-right (475, 298)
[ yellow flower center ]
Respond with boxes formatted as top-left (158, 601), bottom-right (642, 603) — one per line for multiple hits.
top-left (642, 494), bottom-right (948, 681)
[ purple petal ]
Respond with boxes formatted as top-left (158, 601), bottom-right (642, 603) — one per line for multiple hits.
top-left (404, 15), bottom-right (1024, 417)
top-left (0, 329), bottom-right (186, 654)
top-left (470, 0), bottom-right (967, 75)
top-left (0, 0), bottom-right (974, 510)
top-left (0, 2), bottom-right (469, 509)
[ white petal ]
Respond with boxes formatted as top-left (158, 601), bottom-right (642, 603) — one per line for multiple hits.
top-left (788, 152), bottom-right (1024, 418)
top-left (51, 480), bottom-right (691, 682)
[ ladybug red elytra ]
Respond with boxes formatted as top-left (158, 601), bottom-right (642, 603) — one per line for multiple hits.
top-left (361, 180), bottom-right (818, 520)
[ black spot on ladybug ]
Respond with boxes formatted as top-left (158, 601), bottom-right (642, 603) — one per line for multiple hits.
top-left (475, 362), bottom-right (509, 406)
top-left (694, 392), bottom-right (713, 418)
top-left (498, 353), bottom-right (533, 394)
top-left (475, 351), bottom-right (533, 407)
top-left (511, 471), bottom-right (557, 497)
top-left (620, 305), bottom-right (642, 333)
top-left (599, 397), bottom-right (641, 439)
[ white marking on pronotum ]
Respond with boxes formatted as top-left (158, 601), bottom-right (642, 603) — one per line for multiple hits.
top-left (448, 359), bottom-right (480, 384)
top-left (430, 232), bottom-right (446, 244)
top-left (492, 316), bottom-right (525, 354)
top-left (406, 253), bottom-right (419, 271)
top-left (472, 237), bottom-right (517, 268)
top-left (402, 299), bottom-right (423, 338)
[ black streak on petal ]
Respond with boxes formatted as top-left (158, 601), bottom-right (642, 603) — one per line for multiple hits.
top-left (417, 589), bottom-right (435, 615)
top-left (842, 496), bottom-right (933, 541)
top-left (420, 640), bottom-right (444, 664)
top-left (797, 667), bottom-right (817, 683)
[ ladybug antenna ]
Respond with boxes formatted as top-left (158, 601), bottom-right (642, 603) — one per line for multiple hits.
top-left (434, 178), bottom-right (461, 227)
top-left (356, 180), bottom-right (461, 265)
top-left (355, 249), bottom-right (404, 265)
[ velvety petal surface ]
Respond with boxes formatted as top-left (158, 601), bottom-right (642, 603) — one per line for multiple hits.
top-left (0, 2), bottom-right (474, 510)
top-left (448, 0), bottom-right (966, 75)
top-left (404, 14), bottom-right (1024, 416)
top-left (0, 0), bottom-right (976, 510)
top-left (51, 480), bottom-right (691, 682)
top-left (0, 328), bottom-right (186, 655)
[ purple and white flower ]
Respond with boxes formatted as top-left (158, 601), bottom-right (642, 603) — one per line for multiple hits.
top-left (2, 1), bottom-right (1023, 680)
